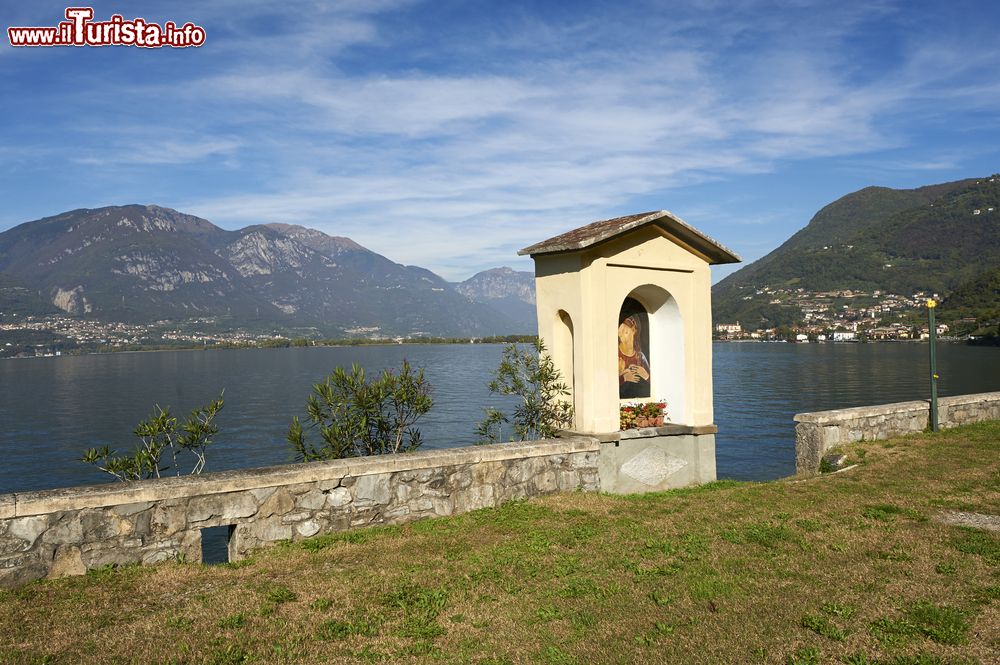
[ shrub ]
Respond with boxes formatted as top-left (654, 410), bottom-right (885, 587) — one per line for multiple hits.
top-left (81, 393), bottom-right (224, 481)
top-left (475, 340), bottom-right (572, 444)
top-left (287, 360), bottom-right (433, 460)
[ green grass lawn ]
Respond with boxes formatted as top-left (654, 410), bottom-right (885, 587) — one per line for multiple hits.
top-left (1, 422), bottom-right (998, 664)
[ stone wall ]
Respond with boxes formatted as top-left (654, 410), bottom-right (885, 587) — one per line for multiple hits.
top-left (794, 391), bottom-right (1000, 474)
top-left (938, 391), bottom-right (1000, 427)
top-left (0, 437), bottom-right (600, 588)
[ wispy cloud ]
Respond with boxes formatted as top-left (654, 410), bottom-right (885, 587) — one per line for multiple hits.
top-left (72, 138), bottom-right (243, 166)
top-left (4, 1), bottom-right (1000, 279)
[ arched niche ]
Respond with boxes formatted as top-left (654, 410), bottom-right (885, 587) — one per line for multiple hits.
top-left (617, 285), bottom-right (685, 424)
top-left (553, 309), bottom-right (576, 427)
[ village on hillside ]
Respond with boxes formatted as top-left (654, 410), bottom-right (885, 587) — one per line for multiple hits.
top-left (0, 314), bottom-right (288, 358)
top-left (714, 287), bottom-right (958, 342)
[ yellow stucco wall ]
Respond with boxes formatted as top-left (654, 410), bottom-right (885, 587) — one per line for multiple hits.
top-left (534, 227), bottom-right (715, 434)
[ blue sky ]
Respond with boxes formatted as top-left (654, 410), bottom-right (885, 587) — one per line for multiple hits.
top-left (2, 1), bottom-right (999, 282)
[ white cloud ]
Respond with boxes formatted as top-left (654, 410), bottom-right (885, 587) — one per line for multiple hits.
top-left (72, 138), bottom-right (242, 166)
top-left (5, 1), bottom-right (1000, 280)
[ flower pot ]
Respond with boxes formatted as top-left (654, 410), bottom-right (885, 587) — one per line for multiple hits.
top-left (654, 416), bottom-right (664, 427)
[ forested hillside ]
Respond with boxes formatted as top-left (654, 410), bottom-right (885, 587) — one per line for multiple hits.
top-left (713, 176), bottom-right (1000, 328)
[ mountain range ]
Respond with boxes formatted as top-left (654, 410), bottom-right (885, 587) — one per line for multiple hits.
top-left (712, 175), bottom-right (1000, 327)
top-left (0, 205), bottom-right (537, 337)
top-left (5, 174), bottom-right (998, 343)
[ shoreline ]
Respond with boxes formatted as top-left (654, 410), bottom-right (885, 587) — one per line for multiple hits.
top-left (0, 335), bottom-right (538, 361)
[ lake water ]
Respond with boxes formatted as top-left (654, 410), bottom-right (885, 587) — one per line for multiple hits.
top-left (1, 342), bottom-right (999, 494)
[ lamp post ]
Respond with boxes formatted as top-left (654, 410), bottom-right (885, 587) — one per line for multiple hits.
top-left (927, 298), bottom-right (939, 432)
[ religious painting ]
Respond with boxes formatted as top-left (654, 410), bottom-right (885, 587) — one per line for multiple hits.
top-left (618, 297), bottom-right (650, 399)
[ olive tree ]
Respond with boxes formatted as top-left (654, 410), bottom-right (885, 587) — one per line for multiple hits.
top-left (287, 359), bottom-right (433, 461)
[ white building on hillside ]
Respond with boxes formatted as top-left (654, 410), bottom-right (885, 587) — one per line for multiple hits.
top-left (716, 321), bottom-right (742, 335)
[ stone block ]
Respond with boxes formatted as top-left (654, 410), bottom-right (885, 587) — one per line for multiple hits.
top-left (7, 515), bottom-right (49, 548)
top-left (422, 485), bottom-right (451, 500)
top-left (531, 470), bottom-right (558, 493)
top-left (475, 462), bottom-right (504, 486)
top-left (281, 511), bottom-right (311, 525)
top-left (557, 470), bottom-right (579, 489)
top-left (424, 474), bottom-right (450, 493)
top-left (695, 435), bottom-right (717, 484)
top-left (316, 478), bottom-right (343, 491)
top-left (0, 495), bottom-right (15, 520)
top-left (131, 510), bottom-right (153, 538)
top-left (242, 518), bottom-right (292, 545)
top-left (398, 468), bottom-right (435, 483)
top-left (354, 474), bottom-right (391, 505)
top-left (151, 502), bottom-right (189, 537)
top-left (297, 490), bottom-right (327, 510)
top-left (296, 520), bottom-right (321, 537)
top-left (142, 547), bottom-right (180, 565)
top-left (42, 516), bottom-right (83, 545)
top-left (431, 498), bottom-right (454, 517)
top-left (327, 514), bottom-right (352, 532)
top-left (82, 510), bottom-right (124, 541)
top-left (0, 552), bottom-right (30, 569)
top-left (795, 424), bottom-right (819, 474)
top-left (188, 492), bottom-right (258, 524)
top-left (112, 502), bottom-right (153, 517)
top-left (230, 525), bottom-right (255, 557)
top-left (408, 498), bottom-right (435, 513)
top-left (505, 484), bottom-right (530, 501)
top-left (384, 505), bottom-right (411, 520)
top-left (0, 560), bottom-right (47, 589)
top-left (447, 468), bottom-right (473, 490)
top-left (580, 470), bottom-right (600, 491)
top-left (82, 544), bottom-right (140, 570)
top-left (0, 534), bottom-right (33, 557)
top-left (350, 507), bottom-right (382, 527)
top-left (598, 435), bottom-right (712, 493)
top-left (49, 546), bottom-right (86, 578)
top-left (462, 484), bottom-right (495, 510)
top-left (258, 488), bottom-right (293, 518)
top-left (178, 530), bottom-right (202, 560)
top-left (249, 487), bottom-right (277, 503)
top-left (619, 448), bottom-right (688, 488)
top-left (394, 484), bottom-right (414, 502)
top-left (326, 487), bottom-right (352, 508)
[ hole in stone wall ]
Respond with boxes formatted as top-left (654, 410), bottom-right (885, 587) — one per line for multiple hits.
top-left (201, 525), bottom-right (234, 565)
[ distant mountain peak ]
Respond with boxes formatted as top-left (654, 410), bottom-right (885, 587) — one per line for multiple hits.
top-left (455, 267), bottom-right (537, 332)
top-left (264, 223), bottom-right (365, 254)
top-left (477, 266), bottom-right (522, 276)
